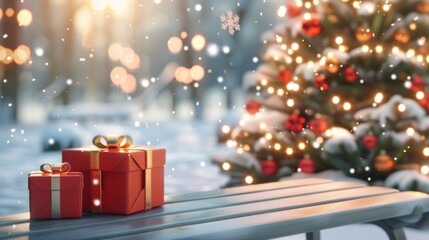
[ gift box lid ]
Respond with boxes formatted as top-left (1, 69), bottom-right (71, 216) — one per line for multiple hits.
top-left (28, 172), bottom-right (83, 191)
top-left (62, 147), bottom-right (166, 171)
top-left (99, 148), bottom-right (166, 172)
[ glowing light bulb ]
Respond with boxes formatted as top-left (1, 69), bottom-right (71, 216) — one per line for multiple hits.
top-left (287, 99), bottom-right (295, 107)
top-left (374, 92), bottom-right (383, 103)
top-left (222, 125), bottom-right (231, 134)
top-left (335, 36), bottom-right (343, 45)
top-left (406, 127), bottom-right (415, 136)
top-left (298, 142), bottom-right (305, 150)
top-left (222, 162), bottom-right (231, 171)
top-left (332, 96), bottom-right (340, 104)
top-left (265, 133), bottom-right (273, 140)
top-left (421, 165), bottom-right (429, 175)
top-left (291, 43), bottom-right (299, 51)
top-left (423, 147), bottom-right (429, 156)
top-left (277, 6), bottom-right (286, 17)
top-left (274, 143), bottom-right (281, 150)
top-left (343, 102), bottom-right (351, 111)
top-left (244, 175), bottom-right (254, 184)
top-left (375, 45), bottom-right (383, 53)
top-left (286, 148), bottom-right (294, 155)
top-left (416, 91), bottom-right (425, 100)
top-left (398, 104), bottom-right (406, 112)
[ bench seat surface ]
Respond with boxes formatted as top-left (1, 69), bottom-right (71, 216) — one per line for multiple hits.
top-left (1, 178), bottom-right (428, 240)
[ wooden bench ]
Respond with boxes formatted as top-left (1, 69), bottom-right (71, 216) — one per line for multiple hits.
top-left (1, 178), bottom-right (429, 240)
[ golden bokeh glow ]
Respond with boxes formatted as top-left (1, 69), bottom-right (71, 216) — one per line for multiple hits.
top-left (191, 34), bottom-right (206, 51)
top-left (190, 65), bottom-right (205, 81)
top-left (120, 74), bottom-right (137, 94)
top-left (110, 66), bottom-right (127, 86)
top-left (17, 9), bottom-right (32, 26)
top-left (175, 67), bottom-right (192, 83)
top-left (108, 43), bottom-right (123, 61)
top-left (13, 45), bottom-right (31, 65)
top-left (5, 8), bottom-right (14, 18)
top-left (167, 36), bottom-right (183, 54)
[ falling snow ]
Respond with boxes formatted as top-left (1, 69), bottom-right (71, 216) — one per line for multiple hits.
top-left (220, 10), bottom-right (240, 35)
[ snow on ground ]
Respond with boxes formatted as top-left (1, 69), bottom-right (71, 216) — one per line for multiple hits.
top-left (0, 120), bottom-right (428, 239)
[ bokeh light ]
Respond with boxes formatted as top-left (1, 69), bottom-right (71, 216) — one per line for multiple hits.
top-left (17, 9), bottom-right (32, 26)
top-left (110, 66), bottom-right (127, 86)
top-left (120, 74), bottom-right (137, 93)
top-left (191, 34), bottom-right (206, 51)
top-left (13, 45), bottom-right (31, 65)
top-left (175, 67), bottom-right (192, 84)
top-left (120, 47), bottom-right (139, 70)
top-left (91, 0), bottom-right (109, 11)
top-left (109, 0), bottom-right (126, 12)
top-left (168, 36), bottom-right (183, 54)
top-left (0, 47), bottom-right (14, 64)
top-left (180, 31), bottom-right (187, 39)
top-left (5, 8), bottom-right (14, 18)
top-left (108, 43), bottom-right (123, 61)
top-left (0, 8), bottom-right (3, 21)
top-left (190, 65), bottom-right (205, 81)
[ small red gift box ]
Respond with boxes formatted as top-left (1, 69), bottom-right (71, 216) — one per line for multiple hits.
top-left (62, 135), bottom-right (166, 215)
top-left (28, 163), bottom-right (83, 220)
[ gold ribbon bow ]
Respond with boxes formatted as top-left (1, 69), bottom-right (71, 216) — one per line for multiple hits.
top-left (40, 162), bottom-right (71, 174)
top-left (92, 135), bottom-right (133, 149)
top-left (39, 162), bottom-right (71, 219)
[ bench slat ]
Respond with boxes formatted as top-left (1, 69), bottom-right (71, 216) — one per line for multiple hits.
top-left (165, 178), bottom-right (332, 203)
top-left (1, 184), bottom-right (389, 239)
top-left (51, 187), bottom-right (398, 240)
top-left (0, 181), bottom-right (363, 238)
top-left (125, 191), bottom-right (429, 240)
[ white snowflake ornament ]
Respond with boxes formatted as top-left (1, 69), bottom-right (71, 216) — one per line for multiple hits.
top-left (220, 10), bottom-right (240, 35)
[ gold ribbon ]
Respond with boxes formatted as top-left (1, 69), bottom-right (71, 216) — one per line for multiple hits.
top-left (145, 149), bottom-right (153, 210)
top-left (92, 135), bottom-right (133, 149)
top-left (40, 162), bottom-right (71, 219)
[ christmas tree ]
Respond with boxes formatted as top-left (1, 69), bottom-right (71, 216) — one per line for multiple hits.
top-left (213, 0), bottom-right (429, 186)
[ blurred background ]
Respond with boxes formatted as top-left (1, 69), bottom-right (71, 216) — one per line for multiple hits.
top-left (0, 0), bottom-right (286, 124)
top-left (0, 0), bottom-right (286, 216)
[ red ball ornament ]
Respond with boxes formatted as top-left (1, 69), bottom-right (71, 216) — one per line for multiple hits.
top-left (314, 74), bottom-right (328, 91)
top-left (363, 134), bottom-right (378, 149)
top-left (344, 67), bottom-right (358, 82)
top-left (278, 69), bottom-right (293, 84)
top-left (410, 75), bottom-right (425, 92)
top-left (309, 117), bottom-right (328, 134)
top-left (261, 159), bottom-right (279, 177)
top-left (285, 113), bottom-right (306, 133)
top-left (302, 18), bottom-right (321, 37)
top-left (298, 157), bottom-right (315, 173)
top-left (286, 0), bottom-right (302, 17)
top-left (245, 99), bottom-right (261, 115)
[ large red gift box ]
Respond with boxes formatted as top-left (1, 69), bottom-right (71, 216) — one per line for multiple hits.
top-left (28, 163), bottom-right (83, 220)
top-left (62, 135), bottom-right (165, 215)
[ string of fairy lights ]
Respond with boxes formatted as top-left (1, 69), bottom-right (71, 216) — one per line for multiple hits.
top-left (219, 0), bottom-right (429, 184)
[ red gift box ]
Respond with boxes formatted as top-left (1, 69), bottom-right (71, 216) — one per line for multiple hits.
top-left (28, 163), bottom-right (83, 220)
top-left (62, 135), bottom-right (165, 215)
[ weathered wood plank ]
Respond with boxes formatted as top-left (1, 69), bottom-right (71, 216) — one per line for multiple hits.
top-left (0, 181), bottom-right (364, 239)
top-left (126, 192), bottom-right (429, 240)
top-left (45, 187), bottom-right (399, 240)
top-left (165, 178), bottom-right (332, 203)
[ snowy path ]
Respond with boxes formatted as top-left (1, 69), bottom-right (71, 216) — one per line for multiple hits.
top-left (1, 121), bottom-right (428, 239)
